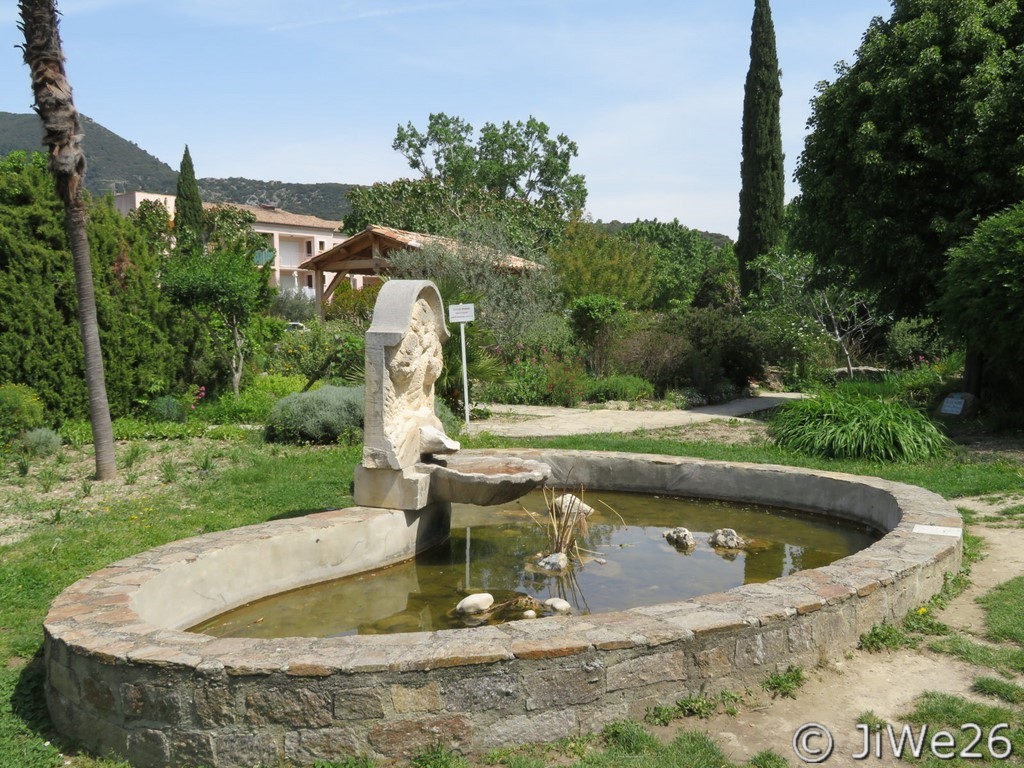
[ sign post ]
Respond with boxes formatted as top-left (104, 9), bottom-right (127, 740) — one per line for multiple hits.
top-left (448, 303), bottom-right (475, 425)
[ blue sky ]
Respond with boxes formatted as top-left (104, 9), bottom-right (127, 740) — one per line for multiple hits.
top-left (2, 1), bottom-right (893, 237)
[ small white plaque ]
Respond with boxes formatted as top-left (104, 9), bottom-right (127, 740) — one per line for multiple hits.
top-left (940, 394), bottom-right (965, 416)
top-left (912, 524), bottom-right (962, 538)
top-left (449, 303), bottom-right (475, 323)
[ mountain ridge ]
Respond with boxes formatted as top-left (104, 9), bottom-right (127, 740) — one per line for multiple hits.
top-left (0, 112), bottom-right (355, 220)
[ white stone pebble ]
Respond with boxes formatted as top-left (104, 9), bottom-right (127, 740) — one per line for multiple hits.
top-left (544, 597), bottom-right (572, 614)
top-left (456, 593), bottom-right (494, 615)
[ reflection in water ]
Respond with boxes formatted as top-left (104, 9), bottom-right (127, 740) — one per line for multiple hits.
top-left (192, 491), bottom-right (880, 638)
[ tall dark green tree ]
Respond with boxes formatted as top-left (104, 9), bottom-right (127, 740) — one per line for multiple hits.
top-left (0, 152), bottom-right (181, 421)
top-left (735, 0), bottom-right (785, 297)
top-left (174, 144), bottom-right (203, 255)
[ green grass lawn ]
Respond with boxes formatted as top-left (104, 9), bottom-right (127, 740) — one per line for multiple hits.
top-left (1, 428), bottom-right (1022, 767)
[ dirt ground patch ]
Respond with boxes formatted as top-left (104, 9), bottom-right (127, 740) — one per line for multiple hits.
top-left (641, 419), bottom-right (771, 446)
top-left (653, 519), bottom-right (1024, 767)
top-left (0, 437), bottom-right (238, 547)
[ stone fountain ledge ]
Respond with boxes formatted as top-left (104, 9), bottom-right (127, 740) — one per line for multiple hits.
top-left (44, 451), bottom-right (962, 768)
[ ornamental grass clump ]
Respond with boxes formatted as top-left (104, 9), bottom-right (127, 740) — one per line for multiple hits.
top-left (769, 391), bottom-right (952, 462)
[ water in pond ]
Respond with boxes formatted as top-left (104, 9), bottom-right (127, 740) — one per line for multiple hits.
top-left (192, 491), bottom-right (880, 638)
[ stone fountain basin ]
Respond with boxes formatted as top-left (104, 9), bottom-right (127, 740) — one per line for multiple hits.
top-left (43, 450), bottom-right (963, 767)
top-left (424, 454), bottom-right (551, 506)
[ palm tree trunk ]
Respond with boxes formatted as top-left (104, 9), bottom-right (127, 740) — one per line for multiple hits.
top-left (19, 0), bottom-right (116, 480)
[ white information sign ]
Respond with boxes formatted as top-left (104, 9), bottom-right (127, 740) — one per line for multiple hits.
top-left (449, 304), bottom-right (476, 323)
top-left (448, 303), bottom-right (475, 425)
top-left (940, 394), bottom-right (966, 416)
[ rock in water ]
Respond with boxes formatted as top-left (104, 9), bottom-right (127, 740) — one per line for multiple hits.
top-left (663, 527), bottom-right (696, 550)
top-left (544, 597), bottom-right (572, 614)
top-left (522, 610), bottom-right (537, 619)
top-left (536, 552), bottom-right (569, 572)
top-left (456, 592), bottom-right (494, 615)
top-left (708, 528), bottom-right (746, 549)
top-left (553, 493), bottom-right (596, 518)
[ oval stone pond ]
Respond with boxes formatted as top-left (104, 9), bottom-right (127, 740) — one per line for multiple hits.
top-left (192, 490), bottom-right (880, 638)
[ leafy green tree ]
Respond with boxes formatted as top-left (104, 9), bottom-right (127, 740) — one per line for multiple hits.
top-left (386, 220), bottom-right (560, 353)
top-left (735, 0), bottom-right (785, 297)
top-left (162, 205), bottom-right (273, 395)
top-left (618, 219), bottom-right (736, 309)
top-left (346, 113), bottom-right (586, 253)
top-left (548, 219), bottom-right (656, 308)
top-left (747, 250), bottom-right (888, 377)
top-left (394, 113), bottom-right (586, 213)
top-left (792, 0), bottom-right (1024, 318)
top-left (174, 144), bottom-right (203, 255)
top-left (19, 0), bottom-right (115, 479)
top-left (939, 203), bottom-right (1024, 400)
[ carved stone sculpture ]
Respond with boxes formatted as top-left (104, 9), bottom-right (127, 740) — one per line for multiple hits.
top-left (361, 281), bottom-right (459, 472)
top-left (354, 279), bottom-right (549, 511)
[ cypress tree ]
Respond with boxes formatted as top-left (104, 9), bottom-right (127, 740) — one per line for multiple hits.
top-left (735, 0), bottom-right (784, 297)
top-left (174, 144), bottom-right (203, 255)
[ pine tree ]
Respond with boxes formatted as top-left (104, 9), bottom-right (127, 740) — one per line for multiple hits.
top-left (735, 0), bottom-right (784, 297)
top-left (174, 144), bottom-right (203, 255)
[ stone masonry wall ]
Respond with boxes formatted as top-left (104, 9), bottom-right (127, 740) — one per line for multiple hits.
top-left (44, 451), bottom-right (962, 767)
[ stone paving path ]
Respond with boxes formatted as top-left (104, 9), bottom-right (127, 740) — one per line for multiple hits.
top-left (465, 392), bottom-right (806, 438)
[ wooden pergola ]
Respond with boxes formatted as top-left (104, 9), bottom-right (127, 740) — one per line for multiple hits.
top-left (299, 224), bottom-right (542, 318)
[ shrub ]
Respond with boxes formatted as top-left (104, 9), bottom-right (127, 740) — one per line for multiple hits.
top-left (609, 308), bottom-right (764, 400)
top-left (149, 394), bottom-right (188, 423)
top-left (609, 321), bottom-right (691, 396)
top-left (0, 383), bottom-right (46, 447)
top-left (585, 375), bottom-right (654, 403)
top-left (885, 317), bottom-right (953, 369)
top-left (323, 282), bottom-right (381, 329)
top-left (478, 352), bottom-right (587, 407)
top-left (478, 358), bottom-right (546, 405)
top-left (197, 374), bottom-right (309, 425)
top-left (264, 385), bottom-right (364, 445)
top-left (17, 427), bottom-right (62, 458)
top-left (674, 306), bottom-right (765, 391)
top-left (570, 293), bottom-right (624, 375)
top-left (543, 356), bottom-right (588, 407)
top-left (197, 391), bottom-right (276, 425)
top-left (264, 321), bottom-right (365, 385)
top-left (507, 312), bottom-right (577, 361)
top-left (769, 391), bottom-right (953, 462)
top-left (271, 288), bottom-right (317, 323)
top-left (940, 201), bottom-right (1024, 400)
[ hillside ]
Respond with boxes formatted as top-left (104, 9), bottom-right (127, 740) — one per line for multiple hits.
top-left (196, 178), bottom-right (355, 221)
top-left (0, 112), bottom-right (354, 220)
top-left (0, 112), bottom-right (178, 196)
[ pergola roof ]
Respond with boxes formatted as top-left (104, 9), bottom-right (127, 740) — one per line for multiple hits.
top-left (299, 225), bottom-right (542, 275)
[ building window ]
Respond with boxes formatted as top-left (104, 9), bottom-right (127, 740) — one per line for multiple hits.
top-left (306, 275), bottom-right (314, 289)
top-left (305, 241), bottom-right (313, 255)
top-left (318, 240), bottom-right (325, 251)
